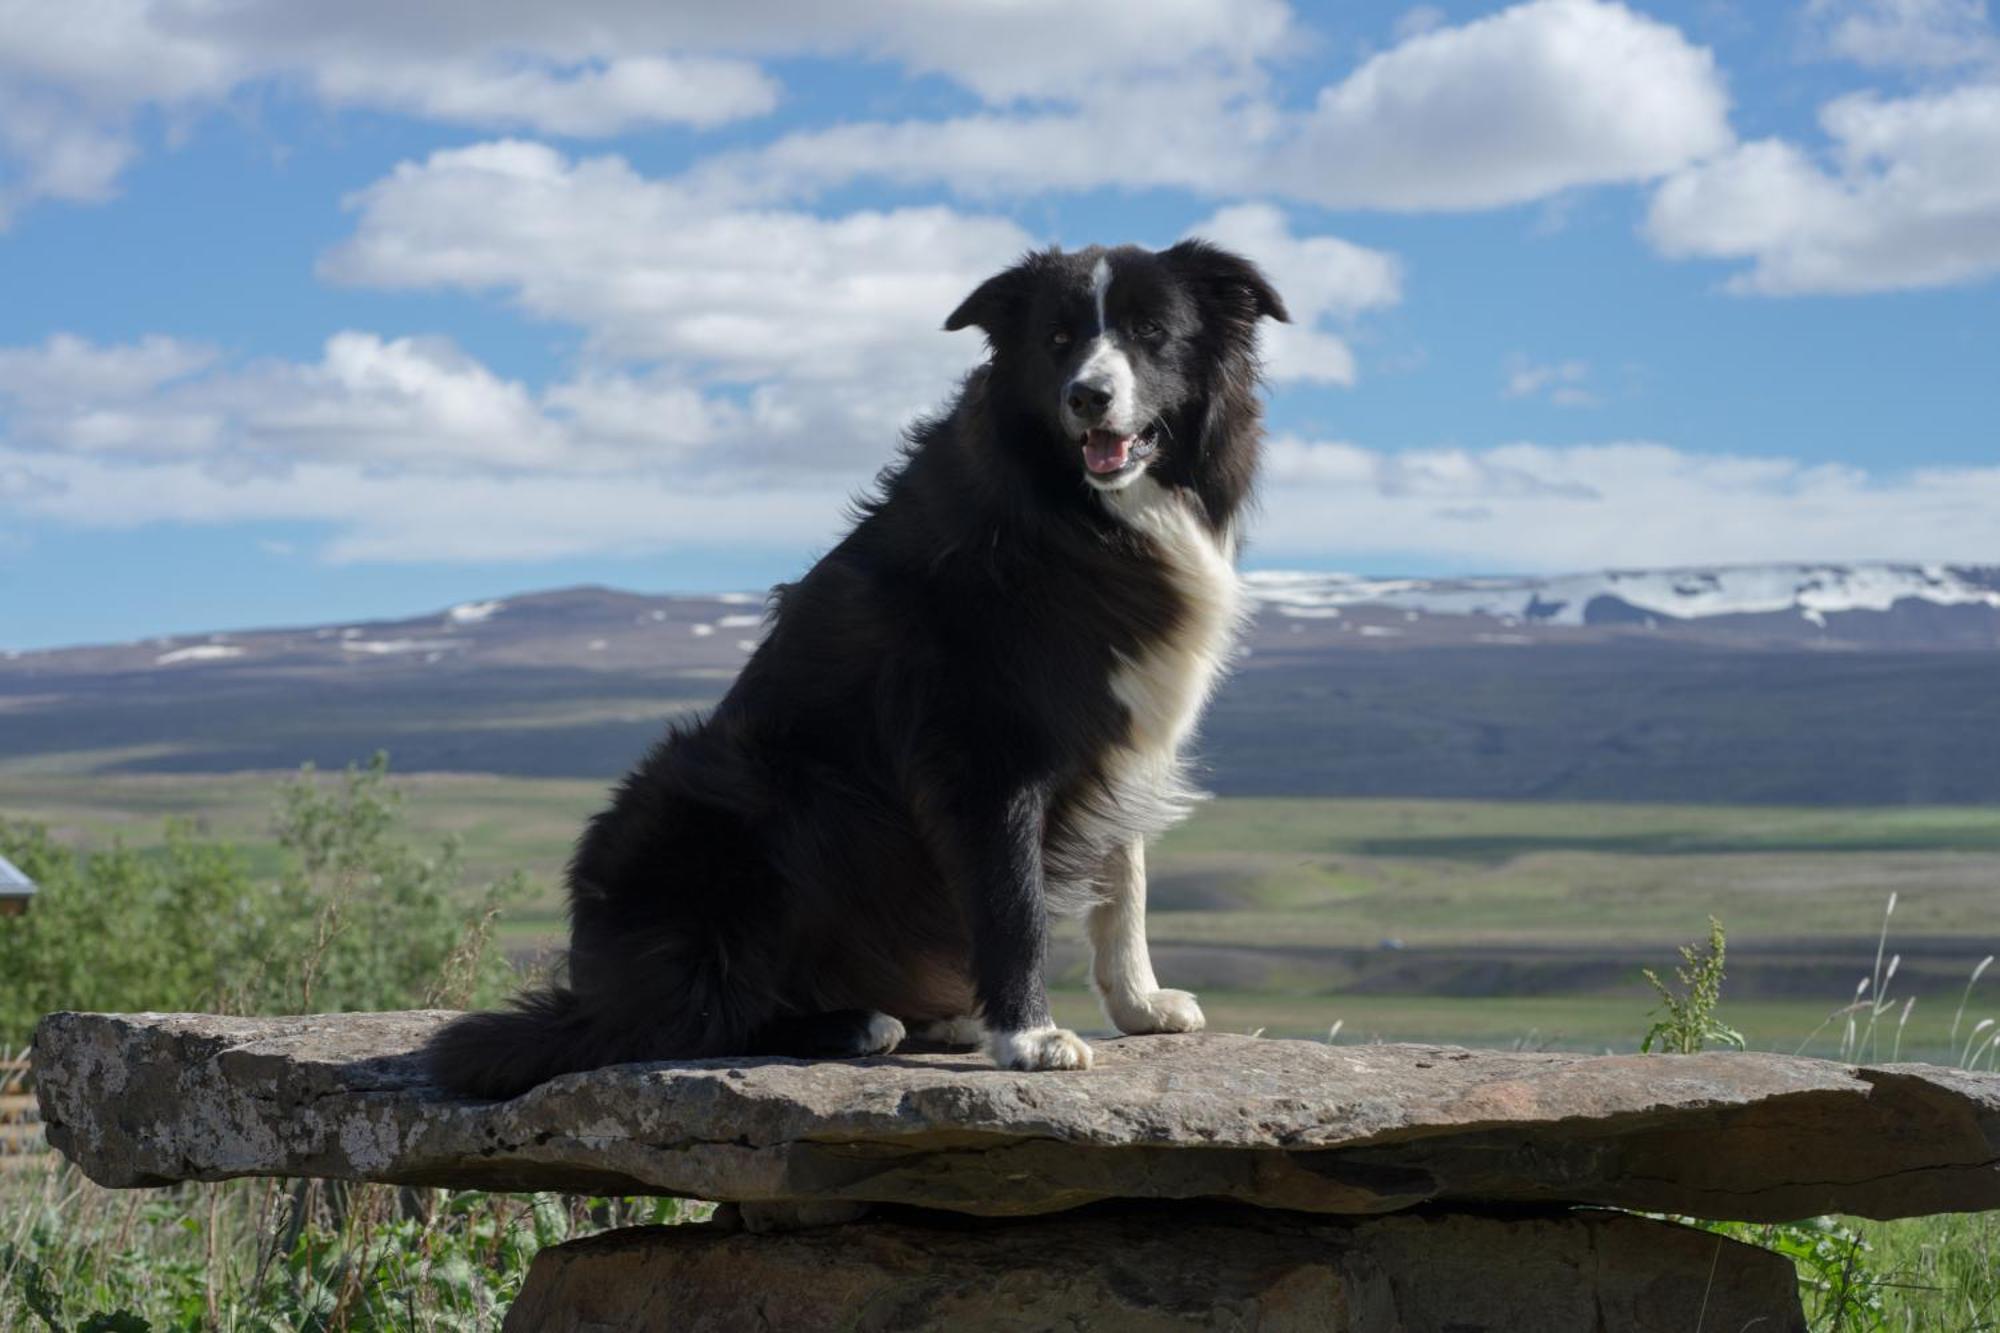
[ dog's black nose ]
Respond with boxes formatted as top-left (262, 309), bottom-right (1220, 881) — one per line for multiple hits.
top-left (1065, 380), bottom-right (1112, 421)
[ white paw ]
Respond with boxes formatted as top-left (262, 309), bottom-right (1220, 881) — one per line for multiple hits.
top-left (989, 1026), bottom-right (1094, 1071)
top-left (914, 1016), bottom-right (985, 1048)
top-left (1107, 988), bottom-right (1206, 1036)
top-left (859, 1012), bottom-right (906, 1055)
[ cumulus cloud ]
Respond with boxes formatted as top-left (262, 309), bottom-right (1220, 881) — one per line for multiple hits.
top-left (1184, 204), bottom-right (1402, 384)
top-left (0, 444), bottom-right (860, 564)
top-left (9, 408), bottom-right (1999, 570)
top-left (0, 0), bottom-right (1285, 225)
top-left (0, 329), bottom-right (951, 478)
top-left (693, 0), bottom-right (1733, 213)
top-left (1279, 0), bottom-right (1733, 210)
top-left (1802, 0), bottom-right (2000, 70)
top-left (314, 141), bottom-right (1054, 470)
top-left (309, 55), bottom-right (779, 136)
top-left (321, 141), bottom-right (1033, 381)
top-left (0, 333), bottom-right (218, 404)
top-left (0, 0), bottom-right (1737, 227)
top-left (1253, 439), bottom-right (2000, 568)
top-left (1647, 83), bottom-right (2000, 294)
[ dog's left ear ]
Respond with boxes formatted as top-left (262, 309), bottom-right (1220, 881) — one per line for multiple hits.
top-left (944, 256), bottom-right (1037, 336)
top-left (1163, 240), bottom-right (1290, 326)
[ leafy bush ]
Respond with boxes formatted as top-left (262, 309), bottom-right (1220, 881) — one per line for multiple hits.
top-left (0, 755), bottom-right (522, 1050)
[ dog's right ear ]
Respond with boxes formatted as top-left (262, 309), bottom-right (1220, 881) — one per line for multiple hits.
top-left (944, 256), bottom-right (1037, 336)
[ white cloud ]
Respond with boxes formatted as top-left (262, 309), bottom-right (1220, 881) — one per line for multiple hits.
top-left (321, 142), bottom-right (1032, 382)
top-left (657, 0), bottom-right (1738, 213)
top-left (0, 333), bottom-right (218, 404)
top-left (0, 331), bottom-right (727, 472)
top-left (1185, 204), bottom-right (1402, 384)
top-left (0, 0), bottom-right (1285, 225)
top-left (1253, 438), bottom-right (2000, 568)
top-left (1281, 0), bottom-right (1734, 210)
top-left (1502, 355), bottom-right (1597, 406)
top-left (9, 419), bottom-right (1998, 571)
top-left (310, 55), bottom-right (779, 135)
top-left (0, 0), bottom-right (1735, 227)
top-left (0, 442), bottom-right (858, 563)
top-left (315, 141), bottom-right (1045, 469)
top-left (1802, 0), bottom-right (2000, 70)
top-left (1647, 82), bottom-right (2000, 293)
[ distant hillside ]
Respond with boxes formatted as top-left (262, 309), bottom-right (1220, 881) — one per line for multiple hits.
top-left (4, 563), bottom-right (1997, 803)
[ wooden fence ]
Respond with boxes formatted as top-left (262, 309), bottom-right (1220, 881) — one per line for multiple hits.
top-left (0, 1056), bottom-right (45, 1166)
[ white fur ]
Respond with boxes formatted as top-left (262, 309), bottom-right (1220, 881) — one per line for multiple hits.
top-left (860, 1012), bottom-right (906, 1054)
top-left (1090, 255), bottom-right (1112, 334)
top-left (1064, 335), bottom-right (1138, 442)
top-left (1101, 477), bottom-right (1244, 788)
top-left (914, 1015), bottom-right (984, 1047)
top-left (1044, 479), bottom-right (1242, 913)
top-left (989, 1025), bottom-right (1094, 1071)
top-left (1088, 840), bottom-right (1207, 1035)
top-left (1055, 477), bottom-right (1243, 1016)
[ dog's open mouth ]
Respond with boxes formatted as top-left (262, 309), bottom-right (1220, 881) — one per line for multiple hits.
top-left (1081, 423), bottom-right (1161, 476)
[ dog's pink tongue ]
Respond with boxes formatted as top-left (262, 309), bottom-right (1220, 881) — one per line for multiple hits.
top-left (1083, 430), bottom-right (1132, 474)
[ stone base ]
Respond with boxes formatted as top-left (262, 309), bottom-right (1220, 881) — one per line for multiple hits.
top-left (503, 1205), bottom-right (1805, 1332)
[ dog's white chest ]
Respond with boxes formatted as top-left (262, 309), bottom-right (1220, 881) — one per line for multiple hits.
top-left (1101, 478), bottom-right (1242, 778)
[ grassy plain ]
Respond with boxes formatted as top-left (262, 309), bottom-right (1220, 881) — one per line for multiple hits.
top-left (6, 770), bottom-right (2000, 1328)
top-left (5, 771), bottom-right (1996, 1061)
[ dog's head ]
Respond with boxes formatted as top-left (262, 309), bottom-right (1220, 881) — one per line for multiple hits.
top-left (946, 241), bottom-right (1288, 492)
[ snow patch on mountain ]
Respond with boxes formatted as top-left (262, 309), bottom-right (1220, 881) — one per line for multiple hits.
top-left (1244, 564), bottom-right (2000, 627)
top-left (445, 599), bottom-right (504, 626)
top-left (155, 644), bottom-right (245, 665)
top-left (341, 638), bottom-right (459, 656)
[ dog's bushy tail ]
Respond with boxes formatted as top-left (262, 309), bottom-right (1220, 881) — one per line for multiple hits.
top-left (425, 934), bottom-right (780, 1099)
top-left (423, 987), bottom-right (618, 1100)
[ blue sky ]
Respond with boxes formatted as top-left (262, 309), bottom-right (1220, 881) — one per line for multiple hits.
top-left (2, 0), bottom-right (1997, 649)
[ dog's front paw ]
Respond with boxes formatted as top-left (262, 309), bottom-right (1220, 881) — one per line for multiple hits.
top-left (1107, 988), bottom-right (1206, 1036)
top-left (989, 1026), bottom-right (1094, 1071)
top-left (914, 1015), bottom-right (985, 1048)
top-left (859, 1012), bottom-right (907, 1055)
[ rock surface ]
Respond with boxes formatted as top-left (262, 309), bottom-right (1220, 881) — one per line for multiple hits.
top-left (35, 1010), bottom-right (2000, 1221)
top-left (503, 1206), bottom-right (1806, 1333)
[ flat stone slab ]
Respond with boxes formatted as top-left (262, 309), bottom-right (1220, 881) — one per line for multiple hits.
top-left (35, 1010), bottom-right (2000, 1221)
top-left (505, 1207), bottom-right (1805, 1333)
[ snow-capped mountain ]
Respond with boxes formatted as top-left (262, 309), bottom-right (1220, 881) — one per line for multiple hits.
top-left (1244, 563), bottom-right (2000, 630)
top-left (5, 563), bottom-right (2000, 678)
top-left (5, 563), bottom-right (1997, 801)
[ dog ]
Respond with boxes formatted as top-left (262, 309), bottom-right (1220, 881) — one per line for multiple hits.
top-left (426, 239), bottom-right (1288, 1097)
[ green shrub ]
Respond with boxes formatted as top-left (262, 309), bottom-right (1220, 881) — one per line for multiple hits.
top-left (0, 754), bottom-right (522, 1049)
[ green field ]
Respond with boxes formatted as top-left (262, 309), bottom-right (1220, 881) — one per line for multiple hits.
top-left (7, 770), bottom-right (2000, 1329)
top-left (5, 770), bottom-right (1996, 1062)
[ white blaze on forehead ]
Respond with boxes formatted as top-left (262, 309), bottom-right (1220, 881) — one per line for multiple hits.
top-left (1062, 253), bottom-right (1138, 443)
top-left (1091, 255), bottom-right (1113, 335)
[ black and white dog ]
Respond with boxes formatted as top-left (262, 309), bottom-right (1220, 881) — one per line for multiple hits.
top-left (427, 240), bottom-right (1287, 1097)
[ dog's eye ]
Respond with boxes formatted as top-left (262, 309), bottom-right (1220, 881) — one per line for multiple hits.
top-left (1049, 327), bottom-right (1072, 348)
top-left (1132, 319), bottom-right (1164, 340)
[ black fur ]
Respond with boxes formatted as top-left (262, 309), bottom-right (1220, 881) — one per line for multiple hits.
top-left (426, 240), bottom-right (1287, 1099)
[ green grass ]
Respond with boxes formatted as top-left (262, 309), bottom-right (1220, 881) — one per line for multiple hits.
top-left (4, 772), bottom-right (2000, 1328)
top-left (1048, 987), bottom-right (1934, 1054)
top-left (8, 774), bottom-right (1998, 1052)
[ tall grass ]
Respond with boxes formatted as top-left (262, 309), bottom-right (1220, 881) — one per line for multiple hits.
top-left (1651, 911), bottom-right (2000, 1332)
top-left (3, 1167), bottom-right (705, 1332)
